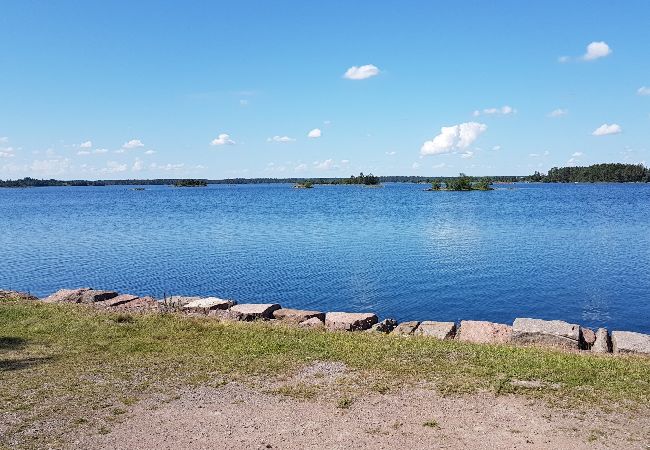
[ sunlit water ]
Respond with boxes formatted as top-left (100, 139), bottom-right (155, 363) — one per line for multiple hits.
top-left (1, 183), bottom-right (649, 333)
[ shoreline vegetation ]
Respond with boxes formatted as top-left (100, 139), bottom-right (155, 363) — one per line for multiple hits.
top-left (2, 163), bottom-right (648, 188)
top-left (426, 174), bottom-right (493, 191)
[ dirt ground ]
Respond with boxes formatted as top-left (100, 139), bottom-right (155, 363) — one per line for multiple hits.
top-left (74, 363), bottom-right (650, 450)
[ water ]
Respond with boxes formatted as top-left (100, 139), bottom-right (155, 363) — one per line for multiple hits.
top-left (1, 183), bottom-right (649, 333)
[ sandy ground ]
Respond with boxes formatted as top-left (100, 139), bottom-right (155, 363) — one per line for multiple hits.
top-left (74, 363), bottom-right (650, 450)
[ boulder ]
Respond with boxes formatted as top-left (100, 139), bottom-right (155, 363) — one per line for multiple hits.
top-left (325, 312), bottom-right (378, 331)
top-left (413, 321), bottom-right (456, 339)
top-left (273, 308), bottom-right (325, 323)
top-left (367, 318), bottom-right (398, 333)
top-left (299, 317), bottom-right (325, 329)
top-left (229, 303), bottom-right (281, 321)
top-left (457, 320), bottom-right (512, 344)
top-left (112, 296), bottom-right (159, 311)
top-left (182, 297), bottom-right (236, 313)
top-left (391, 321), bottom-right (420, 336)
top-left (511, 318), bottom-right (580, 349)
top-left (165, 296), bottom-right (202, 307)
top-left (611, 331), bottom-right (650, 355)
top-left (580, 327), bottom-right (596, 350)
top-left (43, 288), bottom-right (118, 304)
top-left (0, 290), bottom-right (38, 302)
top-left (592, 328), bottom-right (611, 353)
top-left (95, 294), bottom-right (139, 308)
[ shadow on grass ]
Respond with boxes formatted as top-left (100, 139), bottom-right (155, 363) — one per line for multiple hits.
top-left (0, 336), bottom-right (57, 372)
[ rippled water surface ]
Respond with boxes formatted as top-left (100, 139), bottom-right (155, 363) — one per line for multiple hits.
top-left (2, 183), bottom-right (649, 333)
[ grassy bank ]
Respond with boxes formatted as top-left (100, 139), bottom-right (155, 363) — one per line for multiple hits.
top-left (2, 299), bottom-right (650, 448)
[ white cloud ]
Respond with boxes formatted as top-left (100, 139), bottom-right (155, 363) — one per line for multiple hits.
top-left (144, 150), bottom-right (156, 155)
top-left (294, 163), bottom-right (307, 172)
top-left (267, 135), bottom-right (296, 143)
top-left (104, 161), bottom-right (127, 173)
top-left (572, 151), bottom-right (584, 157)
top-left (307, 128), bottom-right (322, 138)
top-left (0, 147), bottom-right (15, 158)
top-left (637, 86), bottom-right (650, 96)
top-left (558, 56), bottom-right (570, 63)
top-left (491, 145), bottom-right (501, 151)
top-left (472, 105), bottom-right (516, 117)
top-left (94, 148), bottom-right (109, 154)
top-left (592, 123), bottom-right (622, 136)
top-left (122, 139), bottom-right (144, 149)
top-left (30, 158), bottom-right (71, 175)
top-left (314, 159), bottom-right (335, 170)
top-left (79, 140), bottom-right (92, 148)
top-left (432, 162), bottom-right (446, 169)
top-left (210, 133), bottom-right (235, 146)
top-left (412, 162), bottom-right (421, 169)
top-left (460, 150), bottom-right (474, 159)
top-left (548, 108), bottom-right (568, 118)
top-left (582, 41), bottom-right (612, 61)
top-left (132, 158), bottom-right (144, 172)
top-left (0, 137), bottom-right (8, 143)
top-left (529, 150), bottom-right (550, 158)
top-left (77, 150), bottom-right (91, 156)
top-left (343, 64), bottom-right (380, 80)
top-left (385, 151), bottom-right (396, 155)
top-left (150, 162), bottom-right (185, 171)
top-left (420, 122), bottom-right (487, 156)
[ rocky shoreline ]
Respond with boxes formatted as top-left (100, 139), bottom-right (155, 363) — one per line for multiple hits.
top-left (3, 288), bottom-right (649, 355)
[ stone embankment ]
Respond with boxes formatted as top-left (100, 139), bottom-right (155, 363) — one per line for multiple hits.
top-left (3, 288), bottom-right (649, 356)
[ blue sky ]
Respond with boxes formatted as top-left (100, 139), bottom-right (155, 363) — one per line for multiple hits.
top-left (1, 0), bottom-right (649, 179)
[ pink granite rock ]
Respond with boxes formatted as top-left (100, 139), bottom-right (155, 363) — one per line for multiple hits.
top-left (273, 308), bottom-right (325, 323)
top-left (457, 320), bottom-right (512, 344)
top-left (325, 312), bottom-right (378, 331)
top-left (43, 288), bottom-right (118, 304)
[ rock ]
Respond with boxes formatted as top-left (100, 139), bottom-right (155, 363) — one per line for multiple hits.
top-left (182, 297), bottom-right (236, 313)
top-left (592, 328), bottom-right (611, 353)
top-left (112, 296), bottom-right (159, 311)
top-left (0, 290), bottom-right (38, 302)
top-left (273, 308), bottom-right (325, 323)
top-left (95, 294), bottom-right (139, 308)
top-left (165, 296), bottom-right (202, 307)
top-left (611, 331), bottom-right (650, 355)
top-left (229, 303), bottom-right (281, 321)
top-left (42, 288), bottom-right (118, 304)
top-left (208, 309), bottom-right (244, 321)
top-left (413, 321), bottom-right (456, 339)
top-left (580, 327), bottom-right (596, 350)
top-left (511, 318), bottom-right (580, 349)
top-left (457, 320), bottom-right (512, 344)
top-left (368, 318), bottom-right (398, 333)
top-left (324, 312), bottom-right (378, 331)
top-left (298, 317), bottom-right (325, 329)
top-left (391, 321), bottom-right (420, 336)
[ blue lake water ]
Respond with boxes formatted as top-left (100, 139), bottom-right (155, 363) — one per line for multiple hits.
top-left (1, 183), bottom-right (649, 333)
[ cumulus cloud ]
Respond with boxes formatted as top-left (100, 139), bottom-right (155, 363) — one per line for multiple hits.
top-left (529, 150), bottom-right (550, 158)
top-left (572, 151), bottom-right (584, 157)
top-left (77, 150), bottom-right (91, 156)
top-left (343, 64), bottom-right (380, 80)
top-left (491, 145), bottom-right (501, 151)
top-left (122, 139), bottom-right (144, 149)
top-left (582, 41), bottom-right (612, 61)
top-left (94, 148), bottom-right (109, 154)
top-left (294, 163), bottom-right (307, 172)
top-left (411, 162), bottom-right (421, 169)
top-left (150, 162), bottom-right (185, 171)
top-left (132, 158), bottom-right (144, 172)
top-left (460, 150), bottom-right (474, 159)
top-left (637, 86), bottom-right (650, 96)
top-left (420, 122), bottom-right (487, 156)
top-left (385, 151), bottom-right (396, 155)
top-left (144, 149), bottom-right (156, 155)
top-left (0, 137), bottom-right (8, 143)
top-left (307, 128), bottom-right (322, 138)
top-left (314, 159), bottom-right (335, 170)
top-left (105, 161), bottom-right (127, 173)
top-left (267, 135), bottom-right (296, 143)
top-left (472, 106), bottom-right (516, 117)
top-left (592, 123), bottom-right (622, 136)
top-left (548, 108), bottom-right (568, 118)
top-left (210, 133), bottom-right (235, 146)
top-left (0, 147), bottom-right (15, 158)
top-left (79, 140), bottom-right (92, 148)
top-left (30, 158), bottom-right (71, 175)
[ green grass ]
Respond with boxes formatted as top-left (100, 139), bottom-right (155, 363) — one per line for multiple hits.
top-left (2, 300), bottom-right (650, 448)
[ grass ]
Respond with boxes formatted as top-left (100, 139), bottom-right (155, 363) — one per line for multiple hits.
top-left (2, 300), bottom-right (650, 448)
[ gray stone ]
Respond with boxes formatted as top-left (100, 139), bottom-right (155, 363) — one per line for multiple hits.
top-left (298, 317), bottom-right (325, 329)
top-left (611, 331), bottom-right (650, 355)
top-left (166, 296), bottom-right (202, 307)
top-left (391, 321), bottom-right (420, 336)
top-left (457, 320), bottom-right (512, 344)
top-left (0, 290), bottom-right (38, 302)
top-left (413, 321), bottom-right (456, 339)
top-left (112, 296), bottom-right (159, 311)
top-left (580, 327), bottom-right (596, 350)
top-left (511, 318), bottom-right (580, 349)
top-left (182, 297), bottom-right (236, 313)
top-left (592, 328), bottom-right (611, 353)
top-left (368, 318), bottom-right (398, 333)
top-left (273, 308), bottom-right (325, 323)
top-left (95, 294), bottom-right (139, 308)
top-left (325, 312), bottom-right (378, 331)
top-left (43, 288), bottom-right (118, 304)
top-left (229, 303), bottom-right (281, 321)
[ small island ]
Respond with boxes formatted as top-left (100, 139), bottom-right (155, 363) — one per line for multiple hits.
top-left (426, 174), bottom-right (493, 191)
top-left (293, 181), bottom-right (314, 189)
top-left (173, 179), bottom-right (208, 187)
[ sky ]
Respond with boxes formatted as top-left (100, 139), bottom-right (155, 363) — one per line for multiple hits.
top-left (1, 0), bottom-right (649, 180)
